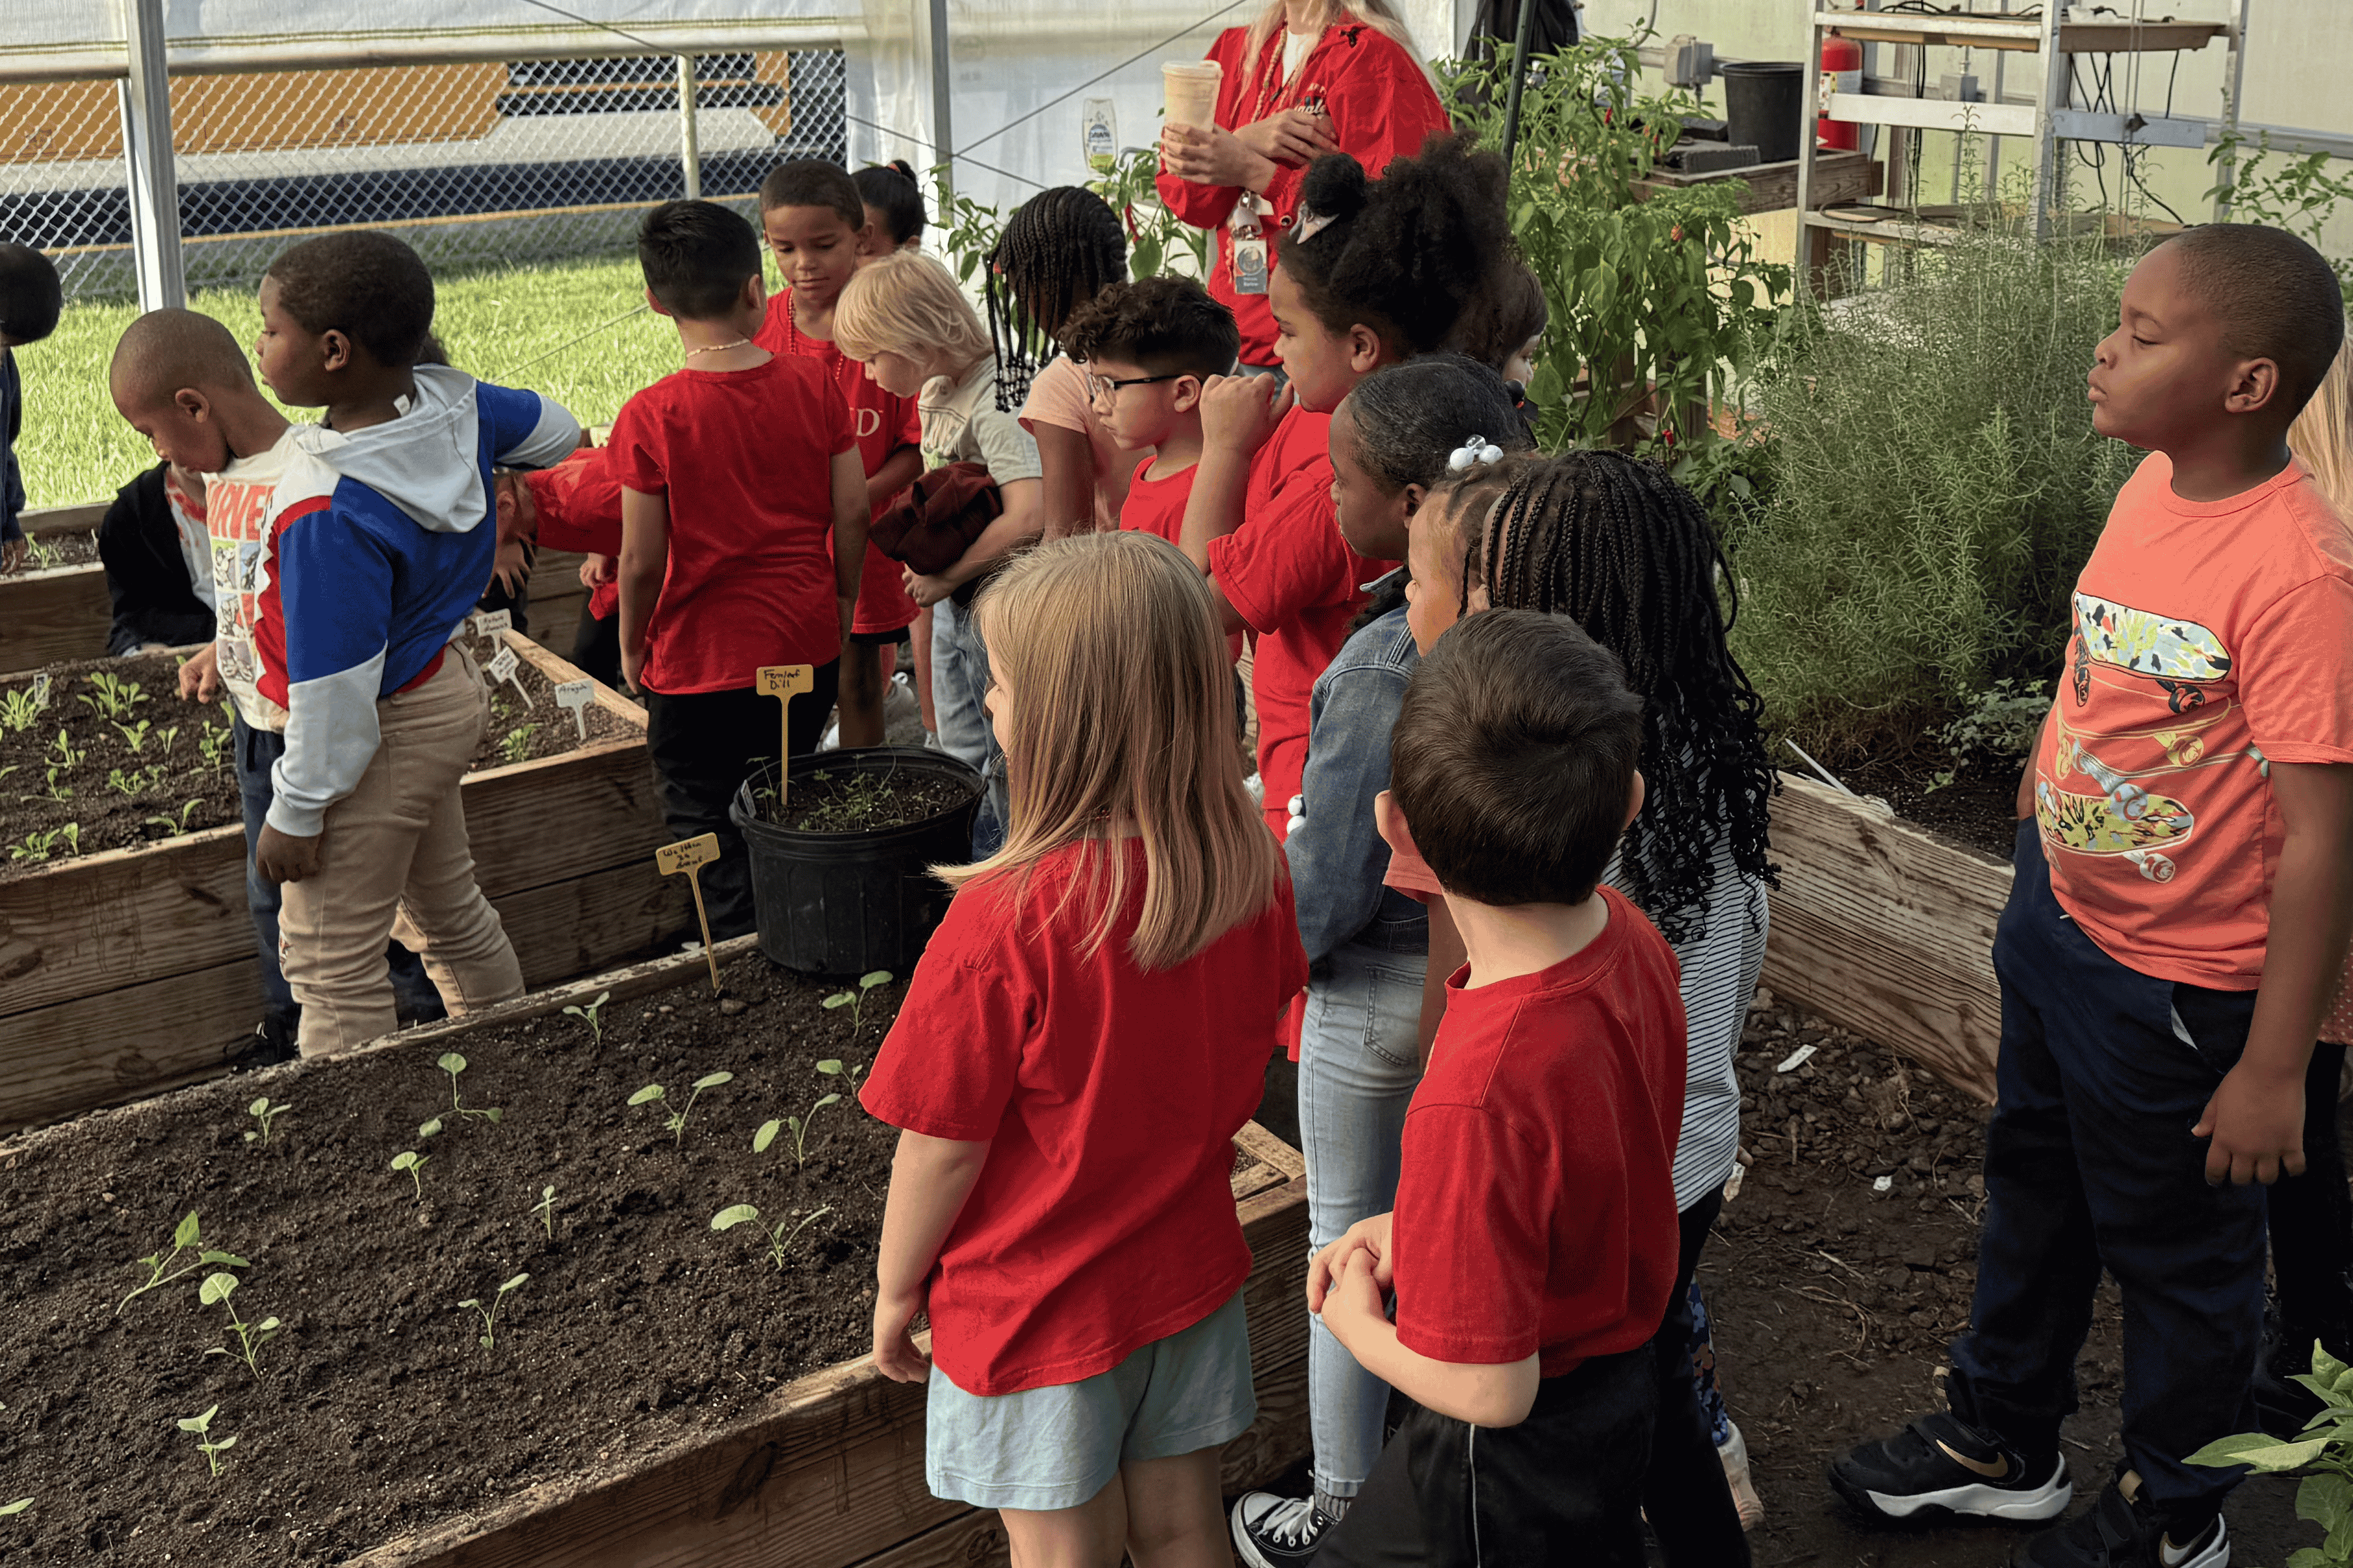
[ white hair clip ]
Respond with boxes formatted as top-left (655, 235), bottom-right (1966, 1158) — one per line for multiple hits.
top-left (1292, 208), bottom-right (1338, 243)
top-left (1447, 437), bottom-right (1504, 472)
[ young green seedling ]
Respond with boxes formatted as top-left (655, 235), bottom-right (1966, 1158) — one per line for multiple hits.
top-left (711, 1203), bottom-right (833, 1270)
top-left (754, 1060), bottom-right (852, 1166)
top-left (79, 671), bottom-right (147, 720)
top-left (0, 1498), bottom-right (29, 1517)
top-left (8, 830), bottom-right (55, 864)
top-left (437, 1051), bottom-right (502, 1123)
top-left (113, 718), bottom-right (153, 754)
top-left (390, 1149), bottom-right (429, 1200)
top-left (57, 823), bottom-right (78, 857)
top-left (459, 1273), bottom-right (530, 1352)
top-left (176, 1405), bottom-right (236, 1478)
top-left (198, 724), bottom-right (230, 775)
top-left (146, 799), bottom-right (206, 837)
top-left (49, 730), bottom-right (84, 770)
top-left (628, 1072), bottom-right (733, 1147)
top-left (243, 1096), bottom-right (292, 1144)
top-left (0, 689), bottom-right (38, 732)
top-left (199, 1271), bottom-right (281, 1376)
top-left (821, 970), bottom-right (894, 1033)
top-left (533, 1185), bottom-right (558, 1239)
top-left (562, 989), bottom-right (612, 1044)
top-left (498, 724), bottom-right (537, 765)
top-left (119, 1211), bottom-right (247, 1315)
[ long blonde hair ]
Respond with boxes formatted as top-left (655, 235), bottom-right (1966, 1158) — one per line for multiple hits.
top-left (2291, 328), bottom-right (2353, 521)
top-left (833, 249), bottom-right (991, 372)
top-left (1241, 1), bottom-right (1429, 102)
top-left (939, 532), bottom-right (1282, 970)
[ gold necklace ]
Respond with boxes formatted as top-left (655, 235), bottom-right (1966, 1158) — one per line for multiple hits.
top-left (686, 339), bottom-right (753, 357)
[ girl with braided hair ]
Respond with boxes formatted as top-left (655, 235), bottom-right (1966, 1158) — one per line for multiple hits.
top-left (1397, 449), bottom-right (1778, 1560)
top-left (987, 186), bottom-right (1138, 537)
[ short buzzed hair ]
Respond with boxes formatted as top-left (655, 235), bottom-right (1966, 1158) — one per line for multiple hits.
top-left (0, 242), bottom-right (62, 344)
top-left (265, 231), bottom-right (436, 366)
top-left (1390, 610), bottom-right (1646, 908)
top-left (109, 307), bottom-right (255, 408)
top-left (638, 199), bottom-right (762, 321)
top-left (2166, 224), bottom-right (2347, 416)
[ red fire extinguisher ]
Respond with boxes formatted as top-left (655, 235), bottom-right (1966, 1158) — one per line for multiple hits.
top-left (1819, 36), bottom-right (1863, 149)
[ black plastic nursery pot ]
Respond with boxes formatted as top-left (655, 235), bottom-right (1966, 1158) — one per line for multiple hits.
top-left (1722, 60), bottom-right (1807, 164)
top-left (729, 745), bottom-right (985, 978)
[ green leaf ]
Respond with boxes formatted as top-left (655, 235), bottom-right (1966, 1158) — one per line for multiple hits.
top-left (209, 1434), bottom-right (236, 1452)
top-left (712, 1204), bottom-right (760, 1231)
top-left (824, 993), bottom-right (852, 1010)
top-left (754, 1119), bottom-right (781, 1153)
top-left (459, 1297), bottom-right (480, 1309)
top-left (198, 1271), bottom-right (239, 1306)
top-left (255, 1317), bottom-right (280, 1332)
top-left (438, 1052), bottom-right (468, 1076)
top-left (248, 1097), bottom-right (269, 1116)
top-left (628, 1085), bottom-right (665, 1106)
top-left (813, 1094), bottom-right (841, 1111)
top-left (693, 1072), bottom-right (734, 1091)
top-left (174, 1212), bottom-right (201, 1248)
top-left (2289, 1548), bottom-right (2336, 1568)
top-left (177, 1404), bottom-right (217, 1432)
top-left (0, 1499), bottom-right (30, 1517)
top-left (391, 1151), bottom-right (419, 1171)
top-left (816, 1060), bottom-right (843, 1075)
top-left (2185, 1432), bottom-right (2330, 1472)
top-left (419, 1117), bottom-right (443, 1139)
top-left (243, 1131), bottom-right (259, 1142)
top-left (860, 971), bottom-right (892, 990)
top-left (198, 1250), bottom-right (246, 1268)
top-left (481, 1107), bottom-right (503, 1124)
top-left (499, 1273), bottom-right (530, 1294)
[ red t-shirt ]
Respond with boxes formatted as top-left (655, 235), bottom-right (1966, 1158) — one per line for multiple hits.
top-left (1392, 886), bottom-right (1686, 1377)
top-left (1206, 405), bottom-right (1394, 838)
top-left (1126, 456), bottom-right (1244, 665)
top-left (606, 355), bottom-right (854, 693)
top-left (2035, 452), bottom-right (2353, 988)
top-left (860, 840), bottom-right (1309, 1396)
top-left (757, 292), bottom-right (924, 636)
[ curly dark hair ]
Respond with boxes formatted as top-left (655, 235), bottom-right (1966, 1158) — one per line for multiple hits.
top-left (1448, 450), bottom-right (1777, 942)
top-left (985, 186), bottom-right (1128, 410)
top-left (855, 160), bottom-right (926, 246)
top-left (264, 231), bottom-right (434, 366)
top-left (1277, 131), bottom-right (1512, 361)
top-left (1060, 275), bottom-right (1240, 382)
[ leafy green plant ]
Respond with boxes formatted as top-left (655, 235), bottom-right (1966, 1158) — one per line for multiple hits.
top-left (199, 1271), bottom-right (281, 1376)
top-left (2190, 1341), bottom-right (2353, 1564)
top-left (79, 671), bottom-right (148, 720)
top-left (562, 989), bottom-right (612, 1044)
top-left (711, 1203), bottom-right (832, 1270)
top-left (155, 723), bottom-right (179, 755)
top-left (390, 1149), bottom-right (429, 1200)
top-left (49, 729), bottom-right (84, 771)
top-left (146, 799), bottom-right (206, 836)
top-left (197, 723), bottom-right (230, 776)
top-left (113, 718), bottom-right (153, 754)
top-left (22, 537), bottom-right (59, 569)
top-left (498, 724), bottom-right (537, 765)
top-left (176, 1405), bottom-right (236, 1478)
top-left (2209, 130), bottom-right (2353, 305)
top-left (533, 1184), bottom-right (557, 1239)
top-left (0, 689), bottom-right (40, 732)
top-left (629, 1072), bottom-right (733, 1146)
top-left (1086, 148), bottom-right (1207, 281)
top-left (928, 166), bottom-right (1006, 287)
top-left (243, 1096), bottom-right (292, 1144)
top-left (437, 1051), bottom-right (502, 1124)
top-left (755, 1060), bottom-right (853, 1166)
top-left (109, 765), bottom-right (164, 797)
top-left (57, 823), bottom-right (78, 857)
top-left (459, 1272), bottom-right (529, 1352)
top-left (118, 1211), bottom-right (247, 1315)
top-left (1927, 679), bottom-right (2051, 791)
top-left (8, 830), bottom-right (57, 864)
top-left (822, 971), bottom-right (893, 1033)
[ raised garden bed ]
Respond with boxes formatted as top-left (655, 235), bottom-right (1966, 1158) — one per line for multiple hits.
top-left (0, 632), bottom-right (681, 1133)
top-left (0, 938), bottom-right (1309, 1566)
top-left (0, 504), bottom-right (111, 677)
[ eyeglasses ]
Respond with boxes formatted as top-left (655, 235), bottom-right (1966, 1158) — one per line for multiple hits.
top-left (1086, 371), bottom-right (1180, 401)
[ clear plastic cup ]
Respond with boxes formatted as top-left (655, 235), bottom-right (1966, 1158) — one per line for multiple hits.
top-left (1162, 60), bottom-right (1223, 133)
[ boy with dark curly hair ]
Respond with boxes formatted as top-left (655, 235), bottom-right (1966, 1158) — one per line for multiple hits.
top-left (1060, 276), bottom-right (1240, 551)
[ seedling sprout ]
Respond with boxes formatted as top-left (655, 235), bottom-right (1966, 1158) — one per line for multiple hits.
top-left (712, 1203), bottom-right (833, 1270)
top-left (629, 1072), bottom-right (733, 1146)
top-left (119, 1211), bottom-right (247, 1315)
top-left (391, 1150), bottom-right (429, 1199)
top-left (459, 1273), bottom-right (530, 1351)
top-left (437, 1051), bottom-right (502, 1123)
top-left (199, 1271), bottom-right (281, 1376)
top-left (0, 1498), bottom-right (29, 1517)
top-left (533, 1185), bottom-right (557, 1239)
top-left (755, 1059), bottom-right (853, 1166)
top-left (176, 1405), bottom-right (236, 1478)
top-left (243, 1096), bottom-right (292, 1144)
top-left (821, 970), bottom-right (894, 1033)
top-left (561, 990), bottom-right (611, 1044)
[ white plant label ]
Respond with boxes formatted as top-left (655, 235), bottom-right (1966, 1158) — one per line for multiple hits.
top-left (1774, 1043), bottom-right (1817, 1074)
top-left (29, 673), bottom-right (50, 708)
top-left (485, 644), bottom-right (532, 707)
top-left (472, 609), bottom-right (512, 639)
top-left (554, 678), bottom-right (595, 739)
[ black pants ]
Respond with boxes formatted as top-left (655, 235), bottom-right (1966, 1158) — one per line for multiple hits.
top-left (2269, 1040), bottom-right (2353, 1362)
top-left (641, 663), bottom-right (838, 942)
top-left (1318, 1345), bottom-right (1656, 1568)
top-left (571, 602), bottom-right (621, 691)
top-left (1644, 1192), bottom-right (1751, 1565)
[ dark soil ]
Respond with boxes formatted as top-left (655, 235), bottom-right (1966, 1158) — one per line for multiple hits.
top-left (0, 648), bottom-right (627, 879)
top-left (1833, 751), bottom-right (2025, 864)
top-left (14, 532), bottom-right (100, 571)
top-left (762, 763), bottom-right (976, 833)
top-left (0, 952), bottom-right (902, 1565)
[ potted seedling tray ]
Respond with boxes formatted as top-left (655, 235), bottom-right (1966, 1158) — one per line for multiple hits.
top-left (1762, 771), bottom-right (2008, 1102)
top-left (0, 630), bottom-right (684, 1133)
top-left (0, 938), bottom-right (1310, 1567)
top-left (0, 503), bottom-right (112, 677)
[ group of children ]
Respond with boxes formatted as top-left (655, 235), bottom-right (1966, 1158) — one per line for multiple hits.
top-left (5, 68), bottom-right (2353, 1568)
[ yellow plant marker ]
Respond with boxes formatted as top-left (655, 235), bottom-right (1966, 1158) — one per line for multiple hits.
top-left (755, 663), bottom-right (814, 807)
top-left (656, 832), bottom-right (723, 992)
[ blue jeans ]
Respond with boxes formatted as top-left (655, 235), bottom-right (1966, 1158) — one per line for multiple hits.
top-left (1298, 940), bottom-right (1427, 1505)
top-left (930, 596), bottom-right (1005, 858)
top-left (1947, 821), bottom-right (2265, 1528)
top-left (233, 713), bottom-right (442, 1030)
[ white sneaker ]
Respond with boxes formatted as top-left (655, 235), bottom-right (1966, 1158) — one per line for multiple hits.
top-left (1230, 1492), bottom-right (1336, 1568)
top-left (1719, 1421), bottom-right (1765, 1531)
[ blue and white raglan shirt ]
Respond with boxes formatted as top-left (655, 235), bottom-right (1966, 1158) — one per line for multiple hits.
top-left (204, 365), bottom-right (579, 836)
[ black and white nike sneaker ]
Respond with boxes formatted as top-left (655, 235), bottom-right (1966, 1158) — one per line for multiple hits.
top-left (2014, 1472), bottom-right (2228, 1568)
top-left (1829, 1411), bottom-right (2072, 1525)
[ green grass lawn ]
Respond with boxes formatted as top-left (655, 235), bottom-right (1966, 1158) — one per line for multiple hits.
top-left (14, 252), bottom-right (688, 509)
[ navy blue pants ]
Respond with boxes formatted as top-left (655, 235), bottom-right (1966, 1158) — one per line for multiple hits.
top-left (1947, 821), bottom-right (2264, 1528)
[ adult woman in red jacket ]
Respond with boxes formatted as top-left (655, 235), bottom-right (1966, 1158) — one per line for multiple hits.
top-left (1156, 0), bottom-right (1451, 373)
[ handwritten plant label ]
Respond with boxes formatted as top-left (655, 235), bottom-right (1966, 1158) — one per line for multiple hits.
top-left (554, 678), bottom-right (595, 740)
top-left (656, 832), bottom-right (724, 991)
top-left (484, 644), bottom-right (532, 707)
top-left (472, 609), bottom-right (512, 639)
top-left (755, 665), bottom-right (815, 805)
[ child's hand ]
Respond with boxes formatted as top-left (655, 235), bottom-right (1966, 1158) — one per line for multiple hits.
top-left (904, 569), bottom-right (957, 608)
top-left (2194, 1060), bottom-right (2308, 1185)
top-left (179, 643), bottom-right (222, 703)
top-left (491, 535), bottom-right (533, 595)
top-left (1199, 374), bottom-right (1294, 462)
top-left (872, 1288), bottom-right (931, 1383)
top-left (1308, 1211), bottom-right (1394, 1313)
top-left (1321, 1248), bottom-right (1390, 1348)
top-left (255, 823), bottom-right (323, 884)
top-left (619, 643), bottom-right (647, 693)
top-left (580, 553), bottom-right (616, 589)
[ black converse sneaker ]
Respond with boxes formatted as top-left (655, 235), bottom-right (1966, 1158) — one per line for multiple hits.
top-left (2015, 1472), bottom-right (2228, 1568)
top-left (1829, 1411), bottom-right (2072, 1525)
top-left (1230, 1491), bottom-right (1337, 1568)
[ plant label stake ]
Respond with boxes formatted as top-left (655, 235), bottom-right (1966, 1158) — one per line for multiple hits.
top-left (554, 678), bottom-right (595, 740)
top-left (484, 643), bottom-right (534, 709)
top-left (658, 832), bottom-right (723, 991)
top-left (471, 609), bottom-right (512, 641)
top-left (29, 673), bottom-right (49, 709)
top-left (755, 664), bottom-right (813, 806)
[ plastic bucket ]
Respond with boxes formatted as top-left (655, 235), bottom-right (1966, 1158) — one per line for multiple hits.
top-left (1721, 61), bottom-right (1807, 164)
top-left (729, 747), bottom-right (985, 978)
top-left (1163, 60), bottom-right (1223, 131)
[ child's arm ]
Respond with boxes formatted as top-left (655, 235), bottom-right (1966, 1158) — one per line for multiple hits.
top-left (1318, 1230), bottom-right (1542, 1428)
top-left (2193, 758), bottom-right (2353, 1183)
top-left (904, 478), bottom-right (1043, 607)
top-left (616, 487), bottom-right (670, 691)
top-left (829, 447), bottom-right (868, 647)
top-left (1034, 424), bottom-right (1097, 541)
top-left (872, 1127), bottom-right (991, 1382)
top-left (1180, 376), bottom-right (1295, 637)
top-left (866, 443), bottom-right (924, 515)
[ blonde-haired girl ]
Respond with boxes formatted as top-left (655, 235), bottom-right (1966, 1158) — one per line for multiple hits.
top-left (861, 531), bottom-right (1307, 1568)
top-left (836, 248), bottom-right (1043, 853)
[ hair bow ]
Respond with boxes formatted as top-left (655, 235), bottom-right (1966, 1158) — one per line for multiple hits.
top-left (1447, 437), bottom-right (1504, 472)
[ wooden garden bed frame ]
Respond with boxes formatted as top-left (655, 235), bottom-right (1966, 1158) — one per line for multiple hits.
top-left (137, 934), bottom-right (1304, 1568)
top-left (1, 502), bottom-right (111, 676)
top-left (0, 631), bottom-right (682, 1133)
top-left (1760, 771), bottom-right (2010, 1103)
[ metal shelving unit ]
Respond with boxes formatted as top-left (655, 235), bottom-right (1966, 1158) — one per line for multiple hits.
top-left (1792, 1), bottom-right (2249, 274)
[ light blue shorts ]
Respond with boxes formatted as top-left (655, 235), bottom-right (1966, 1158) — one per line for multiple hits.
top-left (925, 1289), bottom-right (1257, 1511)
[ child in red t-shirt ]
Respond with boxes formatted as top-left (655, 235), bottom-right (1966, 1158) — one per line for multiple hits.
top-left (757, 159), bottom-right (926, 747)
top-left (611, 199), bottom-right (866, 939)
top-left (1309, 608), bottom-right (1686, 1568)
top-left (861, 532), bottom-right (1307, 1560)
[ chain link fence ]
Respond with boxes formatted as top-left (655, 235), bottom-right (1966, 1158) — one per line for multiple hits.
top-left (0, 46), bottom-right (848, 302)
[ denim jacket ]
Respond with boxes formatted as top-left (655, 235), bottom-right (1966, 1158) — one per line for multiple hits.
top-left (1286, 605), bottom-right (1430, 966)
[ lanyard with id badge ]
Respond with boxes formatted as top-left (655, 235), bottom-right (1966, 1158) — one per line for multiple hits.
top-left (1230, 40), bottom-right (1329, 296)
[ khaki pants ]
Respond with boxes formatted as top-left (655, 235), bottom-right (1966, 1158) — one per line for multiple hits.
top-left (281, 646), bottom-right (523, 1056)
